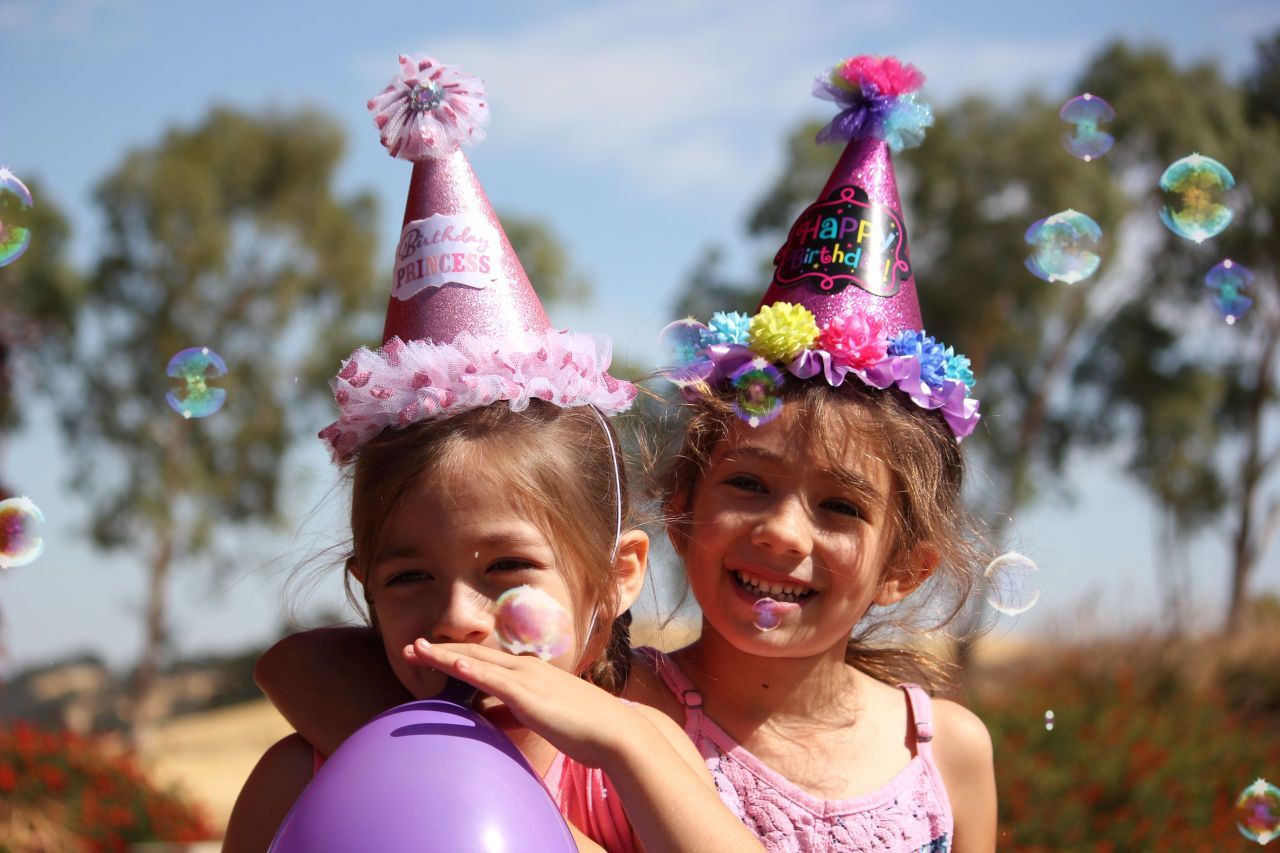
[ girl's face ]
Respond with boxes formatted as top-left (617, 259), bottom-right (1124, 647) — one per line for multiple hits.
top-left (677, 406), bottom-right (900, 658)
top-left (363, 461), bottom-right (584, 700)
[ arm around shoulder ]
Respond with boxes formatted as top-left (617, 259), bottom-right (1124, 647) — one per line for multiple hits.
top-left (222, 733), bottom-right (315, 853)
top-left (932, 699), bottom-right (997, 853)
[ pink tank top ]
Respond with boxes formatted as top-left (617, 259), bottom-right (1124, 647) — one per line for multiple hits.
top-left (645, 649), bottom-right (953, 853)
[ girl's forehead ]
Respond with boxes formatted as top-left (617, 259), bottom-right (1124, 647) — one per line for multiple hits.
top-left (713, 406), bottom-right (890, 484)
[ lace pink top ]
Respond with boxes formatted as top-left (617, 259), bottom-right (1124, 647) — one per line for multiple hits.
top-left (644, 649), bottom-right (953, 853)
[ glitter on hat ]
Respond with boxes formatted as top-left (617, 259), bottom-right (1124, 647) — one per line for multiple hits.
top-left (494, 585), bottom-right (573, 660)
top-left (1059, 94), bottom-right (1115, 162)
top-left (0, 168), bottom-right (34, 268)
top-left (1024, 210), bottom-right (1103, 284)
top-left (1236, 778), bottom-right (1280, 846)
top-left (983, 551), bottom-right (1041, 616)
top-left (166, 347), bottom-right (228, 419)
top-left (0, 496), bottom-right (45, 570)
top-left (1159, 153), bottom-right (1235, 244)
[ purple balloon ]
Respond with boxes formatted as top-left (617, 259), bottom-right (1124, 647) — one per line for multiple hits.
top-left (269, 689), bottom-right (576, 852)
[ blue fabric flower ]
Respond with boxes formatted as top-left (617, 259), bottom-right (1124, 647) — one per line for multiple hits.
top-left (888, 330), bottom-right (948, 388)
top-left (706, 311), bottom-right (752, 346)
top-left (943, 347), bottom-right (975, 388)
top-left (881, 95), bottom-right (934, 153)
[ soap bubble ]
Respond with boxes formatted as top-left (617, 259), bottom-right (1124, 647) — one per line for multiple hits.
top-left (494, 585), bottom-right (572, 660)
top-left (1159, 154), bottom-right (1234, 244)
top-left (1044, 710), bottom-right (1055, 731)
top-left (0, 168), bottom-right (34, 268)
top-left (658, 319), bottom-right (713, 387)
top-left (1024, 210), bottom-right (1102, 284)
top-left (0, 496), bottom-right (45, 569)
top-left (165, 347), bottom-right (228, 419)
top-left (730, 358), bottom-right (784, 428)
top-left (1236, 779), bottom-right (1280, 846)
top-left (1059, 94), bottom-right (1114, 162)
top-left (984, 551), bottom-right (1040, 616)
top-left (752, 599), bottom-right (783, 632)
top-left (1205, 259), bottom-right (1253, 324)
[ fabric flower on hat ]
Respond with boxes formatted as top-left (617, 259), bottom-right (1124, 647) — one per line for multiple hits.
top-left (814, 55), bottom-right (933, 153)
top-left (749, 304), bottom-right (820, 363)
top-left (819, 313), bottom-right (888, 370)
top-left (705, 311), bottom-right (752, 346)
top-left (888, 330), bottom-right (948, 388)
top-left (369, 54), bottom-right (490, 161)
top-left (943, 347), bottom-right (975, 389)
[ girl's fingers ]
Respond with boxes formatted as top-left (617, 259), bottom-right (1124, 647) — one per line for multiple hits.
top-left (412, 639), bottom-right (533, 670)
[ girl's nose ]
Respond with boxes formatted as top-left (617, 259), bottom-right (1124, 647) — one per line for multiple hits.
top-left (750, 496), bottom-right (813, 558)
top-left (430, 584), bottom-right (493, 644)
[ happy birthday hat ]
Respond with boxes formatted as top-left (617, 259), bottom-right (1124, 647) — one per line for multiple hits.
top-left (319, 55), bottom-right (635, 461)
top-left (662, 55), bottom-right (979, 440)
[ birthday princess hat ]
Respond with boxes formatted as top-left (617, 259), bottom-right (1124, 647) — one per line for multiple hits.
top-left (663, 55), bottom-right (979, 440)
top-left (319, 54), bottom-right (635, 461)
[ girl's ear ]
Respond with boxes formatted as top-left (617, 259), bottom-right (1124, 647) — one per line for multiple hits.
top-left (612, 529), bottom-right (650, 615)
top-left (873, 546), bottom-right (939, 606)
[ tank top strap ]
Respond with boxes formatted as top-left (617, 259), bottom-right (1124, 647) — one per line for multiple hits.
top-left (638, 647), bottom-right (706, 723)
top-left (899, 682), bottom-right (936, 760)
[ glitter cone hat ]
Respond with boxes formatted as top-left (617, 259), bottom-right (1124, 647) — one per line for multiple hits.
top-left (663, 55), bottom-right (979, 440)
top-left (320, 55), bottom-right (635, 461)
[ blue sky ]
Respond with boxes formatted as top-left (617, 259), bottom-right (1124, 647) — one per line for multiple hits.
top-left (2, 0), bottom-right (1278, 670)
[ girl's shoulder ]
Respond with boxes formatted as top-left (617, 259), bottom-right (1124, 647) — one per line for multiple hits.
top-left (929, 697), bottom-right (993, 771)
top-left (928, 696), bottom-right (996, 843)
top-left (621, 647), bottom-right (688, 724)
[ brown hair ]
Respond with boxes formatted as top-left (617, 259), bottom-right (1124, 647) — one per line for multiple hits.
top-left (345, 401), bottom-right (634, 694)
top-left (654, 380), bottom-right (981, 692)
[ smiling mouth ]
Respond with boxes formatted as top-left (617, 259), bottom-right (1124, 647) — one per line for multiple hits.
top-left (731, 570), bottom-right (817, 604)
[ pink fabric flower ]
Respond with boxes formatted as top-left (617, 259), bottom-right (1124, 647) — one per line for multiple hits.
top-left (835, 56), bottom-right (925, 97)
top-left (368, 54), bottom-right (490, 161)
top-left (819, 314), bottom-right (888, 369)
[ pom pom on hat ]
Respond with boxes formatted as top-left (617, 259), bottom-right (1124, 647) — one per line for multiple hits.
top-left (369, 54), bottom-right (490, 161)
top-left (749, 303), bottom-right (820, 363)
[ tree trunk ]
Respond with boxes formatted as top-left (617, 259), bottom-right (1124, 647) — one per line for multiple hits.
top-left (1225, 316), bottom-right (1280, 635)
top-left (125, 526), bottom-right (174, 745)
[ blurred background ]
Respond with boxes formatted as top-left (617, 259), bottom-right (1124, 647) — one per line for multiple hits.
top-left (1, 0), bottom-right (1278, 848)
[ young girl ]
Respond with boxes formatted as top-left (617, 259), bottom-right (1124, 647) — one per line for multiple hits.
top-left (256, 54), bottom-right (998, 851)
top-left (224, 53), bottom-right (764, 853)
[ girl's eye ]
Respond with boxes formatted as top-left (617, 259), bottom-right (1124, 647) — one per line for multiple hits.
top-left (822, 498), bottom-right (864, 519)
top-left (487, 558), bottom-right (538, 574)
top-left (724, 474), bottom-right (767, 493)
top-left (387, 570), bottom-right (431, 586)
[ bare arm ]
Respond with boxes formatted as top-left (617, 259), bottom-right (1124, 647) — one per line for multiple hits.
top-left (410, 641), bottom-right (765, 853)
top-left (933, 699), bottom-right (997, 853)
top-left (222, 734), bottom-right (314, 853)
top-left (254, 627), bottom-right (412, 756)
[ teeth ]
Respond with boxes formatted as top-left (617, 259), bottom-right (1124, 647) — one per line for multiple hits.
top-left (733, 570), bottom-right (812, 603)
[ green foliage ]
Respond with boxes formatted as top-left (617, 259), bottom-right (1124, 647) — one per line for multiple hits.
top-left (0, 721), bottom-right (214, 850)
top-left (503, 214), bottom-right (592, 307)
top-left (976, 635), bottom-right (1279, 850)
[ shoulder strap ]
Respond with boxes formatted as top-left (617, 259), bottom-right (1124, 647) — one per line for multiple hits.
top-left (900, 682), bottom-right (935, 759)
top-left (638, 647), bottom-right (705, 715)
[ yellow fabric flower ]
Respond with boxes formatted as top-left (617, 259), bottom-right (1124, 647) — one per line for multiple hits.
top-left (748, 303), bottom-right (820, 363)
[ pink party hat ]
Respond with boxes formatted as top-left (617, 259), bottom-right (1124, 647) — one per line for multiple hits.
top-left (758, 56), bottom-right (931, 334)
top-left (661, 56), bottom-right (980, 440)
top-left (319, 55), bottom-right (634, 461)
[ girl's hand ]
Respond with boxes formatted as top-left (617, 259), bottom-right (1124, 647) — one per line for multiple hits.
top-left (403, 639), bottom-right (638, 770)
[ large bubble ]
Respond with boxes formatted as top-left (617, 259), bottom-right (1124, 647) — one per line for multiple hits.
top-left (1059, 93), bottom-right (1115, 162)
top-left (1024, 210), bottom-right (1103, 284)
top-left (0, 496), bottom-right (45, 569)
top-left (984, 551), bottom-right (1040, 616)
top-left (0, 168), bottom-right (33, 268)
top-left (1159, 154), bottom-right (1234, 244)
top-left (1205, 259), bottom-right (1253, 325)
top-left (165, 347), bottom-right (228, 419)
top-left (494, 585), bottom-right (572, 661)
top-left (1236, 778), bottom-right (1280, 846)
top-left (730, 358), bottom-right (785, 428)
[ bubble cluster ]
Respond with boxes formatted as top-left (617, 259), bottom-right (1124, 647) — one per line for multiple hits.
top-left (1044, 710), bottom-right (1055, 731)
top-left (0, 168), bottom-right (33, 268)
top-left (1059, 94), bottom-right (1114, 162)
top-left (1024, 210), bottom-right (1103, 284)
top-left (984, 551), bottom-right (1041, 616)
top-left (730, 358), bottom-right (785, 427)
top-left (752, 598), bottom-right (783, 632)
top-left (494, 585), bottom-right (572, 661)
top-left (1205, 259), bottom-right (1253, 325)
top-left (165, 347), bottom-right (228, 419)
top-left (1159, 154), bottom-right (1235, 244)
top-left (1236, 779), bottom-right (1280, 846)
top-left (0, 496), bottom-right (45, 570)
